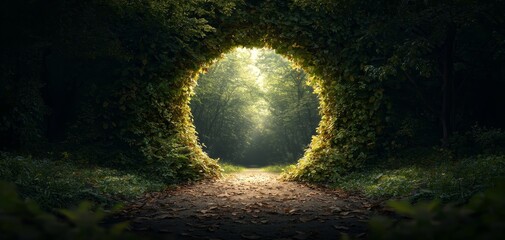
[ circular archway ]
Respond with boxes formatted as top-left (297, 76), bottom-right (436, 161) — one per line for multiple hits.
top-left (190, 47), bottom-right (321, 168)
top-left (115, 0), bottom-right (386, 183)
top-left (1, 0), bottom-right (389, 184)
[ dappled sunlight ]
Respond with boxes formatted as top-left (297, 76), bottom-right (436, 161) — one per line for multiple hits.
top-left (122, 168), bottom-right (371, 239)
top-left (224, 168), bottom-right (280, 185)
top-left (191, 47), bottom-right (320, 167)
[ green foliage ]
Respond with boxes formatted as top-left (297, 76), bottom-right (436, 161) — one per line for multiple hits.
top-left (191, 48), bottom-right (264, 162)
top-left (1, 0), bottom-right (505, 183)
top-left (0, 182), bottom-right (134, 240)
top-left (0, 152), bottom-right (165, 209)
top-left (262, 164), bottom-right (296, 174)
top-left (252, 50), bottom-right (320, 165)
top-left (332, 150), bottom-right (505, 202)
top-left (191, 48), bottom-right (319, 166)
top-left (448, 126), bottom-right (505, 156)
top-left (219, 162), bottom-right (246, 174)
top-left (370, 180), bottom-right (505, 240)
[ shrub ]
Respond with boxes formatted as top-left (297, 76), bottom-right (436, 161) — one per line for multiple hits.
top-left (369, 179), bottom-right (505, 240)
top-left (0, 152), bottom-right (165, 209)
top-left (0, 182), bottom-right (135, 240)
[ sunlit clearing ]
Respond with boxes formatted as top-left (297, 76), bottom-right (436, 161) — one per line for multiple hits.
top-left (235, 47), bottom-right (267, 91)
top-left (191, 47), bottom-right (320, 167)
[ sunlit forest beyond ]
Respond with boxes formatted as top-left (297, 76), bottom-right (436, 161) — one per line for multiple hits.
top-left (191, 48), bottom-right (319, 166)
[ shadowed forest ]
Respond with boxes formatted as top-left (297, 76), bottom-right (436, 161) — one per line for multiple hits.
top-left (1, 0), bottom-right (505, 239)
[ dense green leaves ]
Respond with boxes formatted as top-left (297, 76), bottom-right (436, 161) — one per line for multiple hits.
top-left (0, 182), bottom-right (133, 239)
top-left (1, 0), bottom-right (504, 183)
top-left (370, 179), bottom-right (505, 239)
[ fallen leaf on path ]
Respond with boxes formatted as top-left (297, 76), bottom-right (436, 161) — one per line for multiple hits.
top-left (330, 207), bottom-right (342, 212)
top-left (196, 213), bottom-right (218, 219)
top-left (299, 216), bottom-right (315, 223)
top-left (217, 193), bottom-right (230, 198)
top-left (169, 207), bottom-right (186, 212)
top-left (333, 225), bottom-right (349, 231)
top-left (132, 217), bottom-right (151, 223)
top-left (356, 233), bottom-right (366, 238)
top-left (153, 213), bottom-right (177, 220)
top-left (185, 223), bottom-right (208, 228)
top-left (285, 208), bottom-right (299, 214)
top-left (200, 207), bottom-right (217, 214)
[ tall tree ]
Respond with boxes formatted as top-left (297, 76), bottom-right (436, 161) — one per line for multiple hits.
top-left (191, 48), bottom-right (320, 166)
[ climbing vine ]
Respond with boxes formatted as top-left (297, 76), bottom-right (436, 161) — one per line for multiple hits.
top-left (1, 0), bottom-right (504, 183)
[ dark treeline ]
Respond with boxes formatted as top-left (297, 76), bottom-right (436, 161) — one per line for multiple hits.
top-left (191, 48), bottom-right (319, 166)
top-left (1, 0), bottom-right (504, 182)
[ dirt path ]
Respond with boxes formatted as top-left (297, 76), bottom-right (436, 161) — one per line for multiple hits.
top-left (117, 169), bottom-right (376, 239)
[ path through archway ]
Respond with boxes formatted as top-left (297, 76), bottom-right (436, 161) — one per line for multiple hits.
top-left (191, 47), bottom-right (320, 168)
top-left (119, 168), bottom-right (372, 239)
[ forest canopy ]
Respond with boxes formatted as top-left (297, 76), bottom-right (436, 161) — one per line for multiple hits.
top-left (191, 48), bottom-right (319, 166)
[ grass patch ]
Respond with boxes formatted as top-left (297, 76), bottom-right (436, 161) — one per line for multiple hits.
top-left (262, 164), bottom-right (295, 173)
top-left (0, 152), bottom-right (166, 210)
top-left (333, 151), bottom-right (505, 202)
top-left (220, 162), bottom-right (245, 174)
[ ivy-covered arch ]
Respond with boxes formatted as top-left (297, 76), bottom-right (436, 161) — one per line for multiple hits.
top-left (8, 0), bottom-right (502, 184)
top-left (116, 0), bottom-right (387, 183)
top-left (0, 0), bottom-right (389, 183)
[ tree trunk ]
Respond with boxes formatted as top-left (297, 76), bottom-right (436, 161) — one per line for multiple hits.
top-left (441, 23), bottom-right (456, 146)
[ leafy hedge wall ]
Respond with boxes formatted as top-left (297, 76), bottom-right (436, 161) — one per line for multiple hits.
top-left (1, 0), bottom-right (504, 183)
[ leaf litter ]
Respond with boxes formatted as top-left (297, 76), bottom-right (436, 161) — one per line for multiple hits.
top-left (117, 169), bottom-right (374, 239)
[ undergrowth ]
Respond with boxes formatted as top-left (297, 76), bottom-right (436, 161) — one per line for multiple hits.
top-left (262, 164), bottom-right (295, 173)
top-left (219, 162), bottom-right (245, 174)
top-left (369, 179), bottom-right (505, 239)
top-left (333, 150), bottom-right (505, 203)
top-left (0, 152), bottom-right (166, 210)
top-left (0, 182), bottom-right (135, 240)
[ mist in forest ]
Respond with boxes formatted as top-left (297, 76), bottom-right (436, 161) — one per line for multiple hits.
top-left (191, 48), bottom-right (320, 166)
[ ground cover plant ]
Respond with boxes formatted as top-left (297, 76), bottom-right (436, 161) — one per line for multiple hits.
top-left (0, 152), bottom-right (166, 210)
top-left (262, 164), bottom-right (296, 174)
top-left (0, 182), bottom-right (135, 240)
top-left (333, 151), bottom-right (505, 202)
top-left (219, 162), bottom-right (246, 174)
